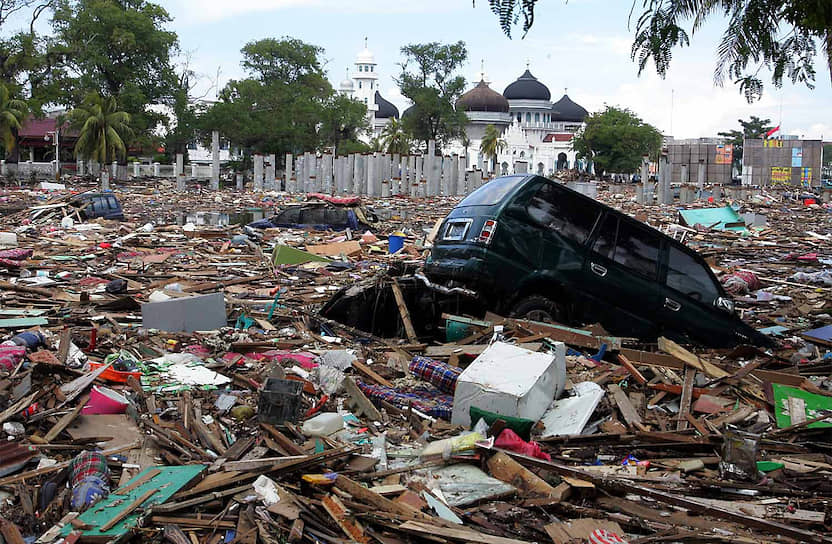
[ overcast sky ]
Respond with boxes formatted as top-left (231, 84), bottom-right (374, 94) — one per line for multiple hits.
top-left (25, 0), bottom-right (832, 139)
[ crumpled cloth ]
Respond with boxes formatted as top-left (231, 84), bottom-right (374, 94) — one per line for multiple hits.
top-left (790, 269), bottom-right (832, 286)
top-left (721, 270), bottom-right (761, 295)
top-left (409, 356), bottom-right (461, 395)
top-left (0, 345), bottom-right (26, 370)
top-left (494, 428), bottom-right (551, 461)
top-left (0, 248), bottom-right (32, 267)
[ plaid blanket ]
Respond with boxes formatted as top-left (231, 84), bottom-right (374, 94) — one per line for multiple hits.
top-left (409, 356), bottom-right (461, 395)
top-left (356, 379), bottom-right (453, 420)
top-left (69, 451), bottom-right (109, 487)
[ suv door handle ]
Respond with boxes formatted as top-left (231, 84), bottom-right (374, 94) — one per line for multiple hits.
top-left (590, 262), bottom-right (607, 277)
top-left (664, 298), bottom-right (682, 312)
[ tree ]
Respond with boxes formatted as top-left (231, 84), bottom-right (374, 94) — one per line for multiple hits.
top-left (396, 41), bottom-right (469, 151)
top-left (572, 106), bottom-right (662, 175)
top-left (0, 83), bottom-right (27, 157)
top-left (479, 0), bottom-right (832, 101)
top-left (200, 37), bottom-right (362, 165)
top-left (479, 124), bottom-right (506, 174)
top-left (318, 93), bottom-right (368, 153)
top-left (70, 92), bottom-right (133, 164)
top-left (380, 118), bottom-right (411, 155)
top-left (51, 0), bottom-right (179, 141)
top-left (717, 116), bottom-right (774, 172)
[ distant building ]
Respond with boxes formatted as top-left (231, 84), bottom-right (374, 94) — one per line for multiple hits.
top-left (667, 138), bottom-right (734, 185)
top-left (742, 138), bottom-right (822, 187)
top-left (338, 39), bottom-right (399, 142)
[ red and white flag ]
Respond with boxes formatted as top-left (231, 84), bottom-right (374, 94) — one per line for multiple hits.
top-left (765, 125), bottom-right (780, 139)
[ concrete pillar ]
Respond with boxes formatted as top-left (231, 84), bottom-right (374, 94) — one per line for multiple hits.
top-left (697, 160), bottom-right (706, 195)
top-left (450, 154), bottom-right (459, 195)
top-left (472, 169), bottom-right (483, 191)
top-left (77, 159), bottom-right (84, 177)
top-left (285, 153), bottom-right (293, 192)
top-left (253, 154), bottom-right (264, 192)
top-left (441, 156), bottom-right (452, 195)
top-left (130, 162), bottom-right (137, 178)
top-left (457, 153), bottom-right (467, 196)
top-left (176, 173), bottom-right (186, 192)
top-left (100, 170), bottom-right (109, 191)
top-left (152, 162), bottom-right (160, 177)
top-left (236, 173), bottom-right (243, 191)
top-left (305, 154), bottom-right (314, 193)
top-left (266, 154), bottom-right (276, 191)
top-left (345, 154), bottom-right (354, 195)
top-left (175, 153), bottom-right (184, 177)
top-left (315, 155), bottom-right (324, 193)
top-left (353, 154), bottom-right (364, 195)
top-left (0, 160), bottom-right (5, 177)
top-left (680, 164), bottom-right (689, 185)
top-left (391, 153), bottom-right (400, 195)
top-left (191, 163), bottom-right (197, 178)
top-left (639, 159), bottom-right (650, 205)
top-left (111, 161), bottom-right (117, 179)
top-left (210, 130), bottom-right (220, 191)
top-left (322, 153), bottom-right (333, 194)
top-left (366, 153), bottom-right (377, 196)
top-left (426, 140), bottom-right (436, 195)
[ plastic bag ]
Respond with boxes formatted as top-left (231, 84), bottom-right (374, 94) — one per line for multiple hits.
top-left (494, 429), bottom-right (551, 461)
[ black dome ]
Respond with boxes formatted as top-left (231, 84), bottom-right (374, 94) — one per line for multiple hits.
top-left (457, 80), bottom-right (510, 113)
top-left (503, 69), bottom-right (551, 101)
top-left (374, 91), bottom-right (399, 119)
top-left (551, 94), bottom-right (588, 122)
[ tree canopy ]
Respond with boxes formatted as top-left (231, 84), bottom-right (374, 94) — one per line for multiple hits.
top-left (572, 106), bottom-right (663, 175)
top-left (396, 41), bottom-right (468, 151)
top-left (70, 91), bottom-right (133, 163)
top-left (717, 116), bottom-right (774, 172)
top-left (200, 37), bottom-right (368, 164)
top-left (479, 0), bottom-right (832, 101)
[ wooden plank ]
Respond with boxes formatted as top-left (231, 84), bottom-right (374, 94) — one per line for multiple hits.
top-left (658, 337), bottom-right (729, 379)
top-left (99, 487), bottom-right (159, 532)
top-left (677, 366), bottom-right (696, 431)
top-left (545, 518), bottom-right (625, 544)
top-left (399, 520), bottom-right (533, 544)
top-left (608, 384), bottom-right (644, 430)
top-left (260, 424), bottom-right (305, 456)
top-left (333, 475), bottom-right (425, 519)
top-left (322, 494), bottom-right (369, 544)
top-left (113, 468), bottom-right (161, 495)
top-left (486, 451), bottom-right (561, 500)
top-left (43, 394), bottom-right (89, 443)
top-left (352, 360), bottom-right (393, 388)
top-left (391, 280), bottom-right (418, 343)
top-left (343, 376), bottom-right (382, 420)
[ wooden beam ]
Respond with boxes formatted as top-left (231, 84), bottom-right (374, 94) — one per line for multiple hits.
top-left (391, 279), bottom-right (418, 343)
top-left (677, 366), bottom-right (696, 431)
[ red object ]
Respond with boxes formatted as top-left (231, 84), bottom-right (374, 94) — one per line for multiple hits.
top-left (82, 385), bottom-right (128, 414)
top-left (21, 403), bottom-right (39, 419)
top-left (590, 529), bottom-right (630, 544)
top-left (88, 328), bottom-right (97, 352)
top-left (88, 361), bottom-right (142, 384)
top-left (494, 429), bottom-right (551, 461)
top-left (98, 242), bottom-right (112, 249)
top-left (304, 394), bottom-right (329, 418)
top-left (765, 125), bottom-right (780, 138)
top-left (707, 196), bottom-right (715, 203)
top-left (804, 198), bottom-right (816, 206)
top-left (306, 193), bottom-right (361, 206)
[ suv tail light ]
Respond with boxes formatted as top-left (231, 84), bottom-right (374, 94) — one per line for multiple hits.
top-left (477, 220), bottom-right (498, 244)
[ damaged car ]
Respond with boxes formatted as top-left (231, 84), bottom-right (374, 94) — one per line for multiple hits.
top-left (423, 174), bottom-right (771, 348)
top-left (247, 197), bottom-right (377, 231)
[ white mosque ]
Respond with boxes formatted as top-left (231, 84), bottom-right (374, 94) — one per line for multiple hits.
top-left (338, 40), bottom-right (590, 176)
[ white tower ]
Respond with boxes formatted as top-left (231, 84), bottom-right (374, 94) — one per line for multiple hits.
top-left (338, 68), bottom-right (354, 97)
top-left (353, 37), bottom-right (378, 120)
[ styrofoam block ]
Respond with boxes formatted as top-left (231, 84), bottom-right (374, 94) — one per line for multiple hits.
top-left (451, 341), bottom-right (566, 427)
top-left (141, 292), bottom-right (226, 333)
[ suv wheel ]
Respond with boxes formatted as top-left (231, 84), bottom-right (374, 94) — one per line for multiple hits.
top-left (509, 295), bottom-right (563, 324)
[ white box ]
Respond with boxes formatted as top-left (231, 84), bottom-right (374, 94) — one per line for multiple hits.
top-left (451, 341), bottom-right (566, 427)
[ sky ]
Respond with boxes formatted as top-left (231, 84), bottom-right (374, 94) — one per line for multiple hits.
top-left (14, 0), bottom-right (832, 140)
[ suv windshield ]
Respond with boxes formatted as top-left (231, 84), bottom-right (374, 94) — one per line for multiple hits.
top-left (457, 176), bottom-right (525, 207)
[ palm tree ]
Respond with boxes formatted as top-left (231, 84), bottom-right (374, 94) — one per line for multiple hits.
top-left (380, 118), bottom-right (410, 155)
top-left (70, 93), bottom-right (133, 164)
top-left (479, 124), bottom-right (506, 175)
top-left (0, 84), bottom-right (28, 156)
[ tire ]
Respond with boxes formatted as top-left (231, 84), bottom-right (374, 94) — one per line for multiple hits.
top-left (509, 295), bottom-right (563, 324)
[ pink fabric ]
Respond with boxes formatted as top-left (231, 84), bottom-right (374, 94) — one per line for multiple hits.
top-left (0, 345), bottom-right (26, 370)
top-left (494, 429), bottom-right (551, 461)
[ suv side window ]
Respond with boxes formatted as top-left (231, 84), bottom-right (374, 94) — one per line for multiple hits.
top-left (592, 215), bottom-right (660, 279)
top-left (527, 183), bottom-right (600, 244)
top-left (106, 196), bottom-right (118, 209)
top-left (667, 246), bottom-right (720, 303)
top-left (614, 219), bottom-right (660, 279)
top-left (92, 197), bottom-right (106, 214)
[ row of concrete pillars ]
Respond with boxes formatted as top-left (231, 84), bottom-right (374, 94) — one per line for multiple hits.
top-left (637, 156), bottom-right (709, 205)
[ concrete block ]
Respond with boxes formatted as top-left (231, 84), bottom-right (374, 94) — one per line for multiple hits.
top-left (142, 292), bottom-right (226, 333)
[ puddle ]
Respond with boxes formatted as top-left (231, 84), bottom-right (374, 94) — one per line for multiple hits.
top-left (173, 208), bottom-right (268, 226)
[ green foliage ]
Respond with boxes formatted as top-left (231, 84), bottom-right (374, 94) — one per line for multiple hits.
top-left (397, 41), bottom-right (468, 151)
top-left (69, 92), bottom-right (133, 163)
top-left (200, 37), bottom-right (365, 164)
top-left (380, 118), bottom-right (411, 155)
top-left (572, 106), bottom-right (662, 175)
top-left (717, 116), bottom-right (773, 171)
top-left (0, 83), bottom-right (27, 154)
top-left (479, 124), bottom-right (506, 173)
top-left (480, 0), bottom-right (832, 101)
top-left (318, 93), bottom-right (369, 152)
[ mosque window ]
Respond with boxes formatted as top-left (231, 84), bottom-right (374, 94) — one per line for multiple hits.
top-left (535, 113), bottom-right (540, 123)
top-left (364, 98), bottom-right (368, 104)
top-left (370, 82), bottom-right (373, 89)
top-left (370, 66), bottom-right (374, 72)
top-left (517, 114), bottom-right (521, 123)
top-left (358, 82), bottom-right (362, 89)
top-left (525, 113), bottom-right (531, 123)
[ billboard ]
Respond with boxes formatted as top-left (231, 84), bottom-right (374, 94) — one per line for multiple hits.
top-left (801, 167), bottom-right (812, 186)
top-left (715, 144), bottom-right (733, 165)
top-left (771, 167), bottom-right (791, 183)
top-left (791, 147), bottom-right (803, 167)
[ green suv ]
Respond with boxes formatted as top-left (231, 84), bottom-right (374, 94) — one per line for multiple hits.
top-left (425, 175), bottom-right (771, 348)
